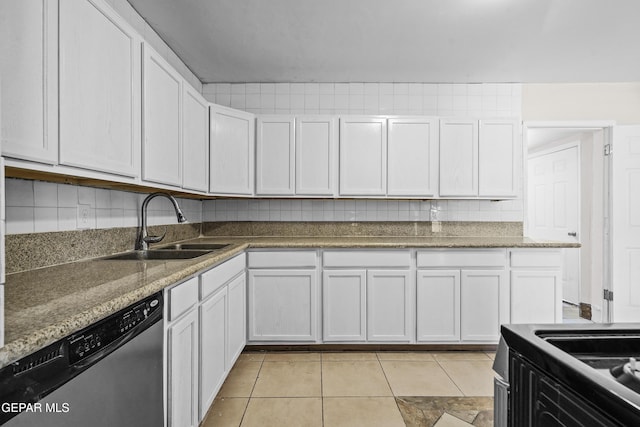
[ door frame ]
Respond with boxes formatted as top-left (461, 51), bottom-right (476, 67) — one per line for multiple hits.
top-left (523, 120), bottom-right (615, 322)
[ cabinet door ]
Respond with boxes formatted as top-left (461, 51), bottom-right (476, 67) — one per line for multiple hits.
top-left (296, 116), bottom-right (337, 196)
top-left (479, 120), bottom-right (519, 197)
top-left (416, 270), bottom-right (461, 342)
top-left (461, 270), bottom-right (508, 342)
top-left (323, 270), bottom-right (366, 341)
top-left (59, 0), bottom-right (141, 177)
top-left (0, 0), bottom-right (58, 164)
top-left (511, 270), bottom-right (561, 324)
top-left (142, 44), bottom-right (182, 186)
top-left (227, 273), bottom-right (246, 369)
top-left (367, 270), bottom-right (412, 342)
top-left (339, 117), bottom-right (387, 196)
top-left (210, 106), bottom-right (255, 195)
top-left (388, 118), bottom-right (438, 197)
top-left (439, 119), bottom-right (478, 197)
top-left (248, 269), bottom-right (317, 341)
top-left (256, 116), bottom-right (295, 195)
top-left (167, 309), bottom-right (198, 427)
top-left (199, 286), bottom-right (227, 421)
top-left (182, 85), bottom-right (209, 192)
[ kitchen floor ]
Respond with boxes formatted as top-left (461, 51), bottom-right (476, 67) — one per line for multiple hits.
top-left (201, 351), bottom-right (496, 427)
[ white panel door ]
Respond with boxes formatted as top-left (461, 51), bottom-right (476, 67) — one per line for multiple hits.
top-left (439, 119), bottom-right (478, 196)
top-left (612, 125), bottom-right (640, 322)
top-left (460, 270), bottom-right (508, 342)
top-left (256, 116), bottom-right (295, 195)
top-left (167, 309), bottom-right (198, 427)
top-left (416, 270), bottom-right (460, 342)
top-left (182, 85), bottom-right (209, 192)
top-left (367, 270), bottom-right (412, 341)
top-left (0, 0), bottom-right (58, 163)
top-left (388, 118), bottom-right (439, 197)
top-left (323, 270), bottom-right (367, 341)
top-left (339, 117), bottom-right (387, 196)
top-left (59, 0), bottom-right (141, 177)
top-left (142, 44), bottom-right (182, 186)
top-left (227, 273), bottom-right (246, 369)
top-left (479, 120), bottom-right (519, 197)
top-left (248, 269), bottom-right (317, 341)
top-left (510, 271), bottom-right (561, 324)
top-left (210, 106), bottom-right (255, 195)
top-left (296, 116), bottom-right (337, 196)
top-left (198, 287), bottom-right (227, 421)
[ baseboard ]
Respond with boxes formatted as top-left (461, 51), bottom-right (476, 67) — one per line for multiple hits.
top-left (245, 343), bottom-right (498, 352)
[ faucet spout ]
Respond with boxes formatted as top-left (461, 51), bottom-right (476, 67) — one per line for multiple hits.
top-left (136, 192), bottom-right (187, 250)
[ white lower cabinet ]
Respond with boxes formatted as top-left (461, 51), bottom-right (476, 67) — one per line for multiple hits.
top-left (323, 270), bottom-right (367, 341)
top-left (227, 273), bottom-right (247, 368)
top-left (367, 270), bottom-right (412, 341)
top-left (460, 270), bottom-right (508, 342)
top-left (416, 270), bottom-right (460, 342)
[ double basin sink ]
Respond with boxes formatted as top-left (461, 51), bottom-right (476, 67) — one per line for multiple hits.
top-left (103, 243), bottom-right (230, 261)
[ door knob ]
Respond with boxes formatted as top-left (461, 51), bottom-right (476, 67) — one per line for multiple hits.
top-left (568, 232), bottom-right (577, 237)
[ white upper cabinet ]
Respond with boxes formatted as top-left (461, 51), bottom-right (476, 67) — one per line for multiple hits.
top-left (58, 0), bottom-right (141, 177)
top-left (256, 116), bottom-right (295, 196)
top-left (439, 119), bottom-right (478, 197)
top-left (479, 119), bottom-right (519, 198)
top-left (387, 117), bottom-right (439, 197)
top-left (339, 117), bottom-right (387, 196)
top-left (210, 105), bottom-right (255, 196)
top-left (296, 116), bottom-right (337, 196)
top-left (182, 85), bottom-right (209, 192)
top-left (142, 44), bottom-right (182, 186)
top-left (0, 0), bottom-right (58, 164)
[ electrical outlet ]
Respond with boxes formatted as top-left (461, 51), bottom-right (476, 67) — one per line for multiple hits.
top-left (77, 204), bottom-right (91, 229)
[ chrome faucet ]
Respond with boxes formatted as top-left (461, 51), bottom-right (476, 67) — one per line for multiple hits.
top-left (136, 192), bottom-right (187, 250)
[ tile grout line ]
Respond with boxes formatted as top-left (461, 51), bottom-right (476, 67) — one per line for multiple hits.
top-left (434, 357), bottom-right (466, 397)
top-left (376, 352), bottom-right (409, 426)
top-left (320, 352), bottom-right (325, 427)
top-left (237, 355), bottom-right (265, 426)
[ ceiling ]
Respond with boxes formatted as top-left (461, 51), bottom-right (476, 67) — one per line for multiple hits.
top-left (127, 0), bottom-right (640, 84)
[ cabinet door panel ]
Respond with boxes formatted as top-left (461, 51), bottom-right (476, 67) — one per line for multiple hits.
top-left (367, 270), bottom-right (412, 341)
top-left (0, 0), bottom-right (58, 163)
top-left (59, 0), bottom-right (140, 176)
top-left (296, 116), bottom-right (337, 196)
top-left (167, 309), bottom-right (198, 427)
top-left (388, 118), bottom-right (438, 197)
top-left (323, 270), bottom-right (366, 341)
top-left (511, 271), bottom-right (561, 324)
top-left (199, 287), bottom-right (227, 421)
top-left (439, 119), bottom-right (478, 196)
top-left (417, 270), bottom-right (460, 342)
top-left (182, 86), bottom-right (209, 192)
top-left (339, 117), bottom-right (387, 196)
top-left (461, 270), bottom-right (508, 342)
top-left (256, 116), bottom-right (295, 195)
top-left (227, 273), bottom-right (246, 368)
top-left (479, 120), bottom-right (519, 197)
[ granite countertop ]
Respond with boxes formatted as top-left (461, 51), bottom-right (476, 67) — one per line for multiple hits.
top-left (0, 235), bottom-right (578, 368)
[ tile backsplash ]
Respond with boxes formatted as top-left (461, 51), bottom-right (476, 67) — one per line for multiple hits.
top-left (202, 82), bottom-right (522, 118)
top-left (5, 179), bottom-right (203, 235)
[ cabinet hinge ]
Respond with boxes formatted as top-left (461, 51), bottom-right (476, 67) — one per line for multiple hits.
top-left (604, 289), bottom-right (614, 301)
top-left (604, 144), bottom-right (612, 156)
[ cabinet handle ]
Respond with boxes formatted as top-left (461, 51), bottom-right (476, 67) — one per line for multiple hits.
top-left (568, 232), bottom-right (577, 237)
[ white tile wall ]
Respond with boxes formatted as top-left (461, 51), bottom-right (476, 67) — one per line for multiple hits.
top-left (202, 83), bottom-right (522, 118)
top-left (5, 179), bottom-right (203, 235)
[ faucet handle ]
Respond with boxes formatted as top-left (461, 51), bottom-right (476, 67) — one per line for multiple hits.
top-left (144, 229), bottom-right (167, 244)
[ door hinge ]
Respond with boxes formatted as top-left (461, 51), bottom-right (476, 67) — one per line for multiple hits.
top-left (604, 144), bottom-right (612, 156)
top-left (604, 289), bottom-right (614, 301)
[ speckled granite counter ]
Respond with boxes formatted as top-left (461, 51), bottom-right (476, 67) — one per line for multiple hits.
top-left (0, 235), bottom-right (577, 368)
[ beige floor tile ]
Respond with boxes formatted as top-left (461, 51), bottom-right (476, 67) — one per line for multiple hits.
top-left (434, 412), bottom-right (474, 427)
top-left (240, 398), bottom-right (322, 427)
top-left (323, 361), bottom-right (393, 397)
top-left (438, 361), bottom-right (496, 396)
top-left (377, 352), bottom-right (436, 361)
top-left (218, 361), bottom-right (262, 397)
top-left (322, 352), bottom-right (379, 361)
top-left (485, 352), bottom-right (496, 360)
top-left (323, 397), bottom-right (405, 427)
top-left (380, 361), bottom-right (463, 397)
top-left (252, 361), bottom-right (322, 397)
top-left (201, 397), bottom-right (248, 427)
top-left (263, 352), bottom-right (321, 362)
top-left (237, 352), bottom-right (266, 362)
top-left (433, 352), bottom-right (492, 361)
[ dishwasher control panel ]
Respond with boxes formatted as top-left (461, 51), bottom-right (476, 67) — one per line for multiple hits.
top-left (68, 292), bottom-right (163, 364)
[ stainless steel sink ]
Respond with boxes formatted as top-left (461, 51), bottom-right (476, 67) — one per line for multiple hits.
top-left (103, 249), bottom-right (213, 261)
top-left (156, 243), bottom-right (230, 251)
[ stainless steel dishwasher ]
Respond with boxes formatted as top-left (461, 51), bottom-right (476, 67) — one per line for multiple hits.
top-left (0, 292), bottom-right (164, 426)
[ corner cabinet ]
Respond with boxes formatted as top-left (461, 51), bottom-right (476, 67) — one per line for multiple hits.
top-left (210, 105), bottom-right (255, 196)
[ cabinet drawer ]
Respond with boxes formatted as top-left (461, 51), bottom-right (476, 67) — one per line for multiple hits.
top-left (168, 277), bottom-right (199, 321)
top-left (509, 250), bottom-right (562, 268)
top-left (323, 251), bottom-right (411, 268)
top-left (248, 251), bottom-right (317, 268)
top-left (417, 249), bottom-right (506, 268)
top-left (201, 253), bottom-right (246, 299)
